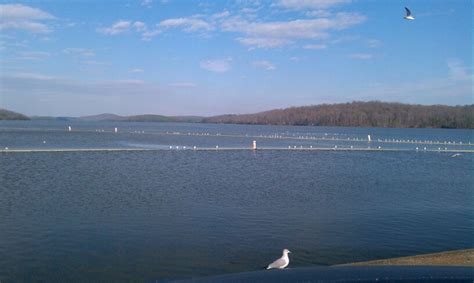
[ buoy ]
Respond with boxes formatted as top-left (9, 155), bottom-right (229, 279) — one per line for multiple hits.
top-left (252, 140), bottom-right (257, 150)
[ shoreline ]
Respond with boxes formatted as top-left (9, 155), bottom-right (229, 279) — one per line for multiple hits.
top-left (345, 249), bottom-right (474, 267)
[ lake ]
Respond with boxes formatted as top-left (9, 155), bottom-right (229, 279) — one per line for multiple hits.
top-left (0, 121), bottom-right (472, 282)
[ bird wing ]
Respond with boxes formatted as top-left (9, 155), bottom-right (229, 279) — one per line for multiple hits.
top-left (405, 7), bottom-right (412, 16)
top-left (268, 257), bottom-right (286, 269)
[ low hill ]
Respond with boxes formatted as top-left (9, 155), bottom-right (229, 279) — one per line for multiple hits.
top-left (79, 113), bottom-right (127, 121)
top-left (79, 113), bottom-right (203, 123)
top-left (0, 109), bottom-right (30, 120)
top-left (203, 101), bottom-right (474, 129)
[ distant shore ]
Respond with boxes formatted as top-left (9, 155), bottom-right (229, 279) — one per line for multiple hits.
top-left (346, 249), bottom-right (474, 267)
top-left (2, 101), bottom-right (474, 128)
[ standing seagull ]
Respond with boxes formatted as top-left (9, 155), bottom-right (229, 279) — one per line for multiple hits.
top-left (404, 7), bottom-right (415, 20)
top-left (267, 249), bottom-right (291, 269)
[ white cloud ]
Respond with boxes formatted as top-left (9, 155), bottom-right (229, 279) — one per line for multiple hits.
top-left (168, 82), bottom-right (197, 88)
top-left (277, 0), bottom-right (351, 10)
top-left (447, 59), bottom-right (471, 81)
top-left (305, 9), bottom-right (332, 17)
top-left (222, 13), bottom-right (365, 48)
top-left (130, 68), bottom-right (144, 73)
top-left (0, 4), bottom-right (54, 19)
top-left (252, 60), bottom-right (276, 70)
top-left (367, 39), bottom-right (382, 48)
top-left (159, 17), bottom-right (213, 32)
top-left (98, 20), bottom-right (131, 35)
top-left (141, 0), bottom-right (153, 7)
top-left (62, 48), bottom-right (95, 57)
top-left (237, 37), bottom-right (291, 48)
top-left (141, 29), bottom-right (162, 40)
top-left (17, 51), bottom-right (50, 60)
top-left (211, 10), bottom-right (230, 20)
top-left (348, 53), bottom-right (373, 60)
top-left (0, 4), bottom-right (55, 33)
top-left (359, 61), bottom-right (472, 104)
top-left (82, 60), bottom-right (109, 66)
top-left (303, 43), bottom-right (327, 49)
top-left (200, 58), bottom-right (232, 73)
top-left (133, 21), bottom-right (147, 32)
top-left (8, 72), bottom-right (58, 80)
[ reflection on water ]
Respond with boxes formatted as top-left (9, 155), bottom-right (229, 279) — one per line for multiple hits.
top-left (0, 121), bottom-right (473, 282)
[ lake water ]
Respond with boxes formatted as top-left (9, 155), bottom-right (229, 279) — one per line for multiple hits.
top-left (0, 121), bottom-right (473, 282)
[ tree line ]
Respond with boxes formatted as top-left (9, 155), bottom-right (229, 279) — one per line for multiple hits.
top-left (203, 101), bottom-right (474, 129)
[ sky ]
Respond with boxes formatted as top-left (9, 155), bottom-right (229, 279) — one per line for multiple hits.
top-left (0, 0), bottom-right (472, 116)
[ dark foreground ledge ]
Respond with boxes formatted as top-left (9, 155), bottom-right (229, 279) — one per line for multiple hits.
top-left (170, 266), bottom-right (473, 282)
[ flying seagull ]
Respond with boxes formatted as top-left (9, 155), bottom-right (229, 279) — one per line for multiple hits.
top-left (267, 249), bottom-right (291, 269)
top-left (404, 7), bottom-right (415, 20)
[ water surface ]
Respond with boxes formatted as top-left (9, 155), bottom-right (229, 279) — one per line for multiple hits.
top-left (0, 121), bottom-right (472, 282)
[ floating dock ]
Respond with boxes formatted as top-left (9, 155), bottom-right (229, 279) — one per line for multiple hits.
top-left (1, 146), bottom-right (473, 154)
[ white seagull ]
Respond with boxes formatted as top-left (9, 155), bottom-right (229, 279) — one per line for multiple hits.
top-left (404, 7), bottom-right (415, 20)
top-left (267, 249), bottom-right (291, 269)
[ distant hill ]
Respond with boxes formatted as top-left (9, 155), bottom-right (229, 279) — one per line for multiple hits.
top-left (79, 113), bottom-right (203, 123)
top-left (79, 113), bottom-right (127, 121)
top-left (0, 109), bottom-right (30, 120)
top-left (30, 116), bottom-right (77, 121)
top-left (203, 101), bottom-right (474, 129)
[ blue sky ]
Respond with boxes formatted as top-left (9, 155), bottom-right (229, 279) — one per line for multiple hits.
top-left (0, 0), bottom-right (472, 116)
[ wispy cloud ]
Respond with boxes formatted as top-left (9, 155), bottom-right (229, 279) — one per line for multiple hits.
top-left (17, 51), bottom-right (51, 60)
top-left (130, 68), bottom-right (144, 73)
top-left (0, 4), bottom-right (55, 33)
top-left (82, 60), bottom-right (110, 66)
top-left (366, 39), bottom-right (382, 48)
top-left (98, 20), bottom-right (131, 35)
top-left (303, 43), bottom-right (327, 50)
top-left (222, 12), bottom-right (365, 48)
top-left (237, 37), bottom-right (290, 48)
top-left (141, 0), bottom-right (153, 7)
top-left (200, 58), bottom-right (232, 73)
top-left (133, 21), bottom-right (147, 32)
top-left (358, 60), bottom-right (472, 104)
top-left (62, 48), bottom-right (95, 57)
top-left (159, 17), bottom-right (214, 32)
top-left (348, 53), bottom-right (373, 60)
top-left (447, 59), bottom-right (471, 81)
top-left (276, 0), bottom-right (351, 9)
top-left (252, 60), bottom-right (276, 70)
top-left (168, 82), bottom-right (197, 88)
